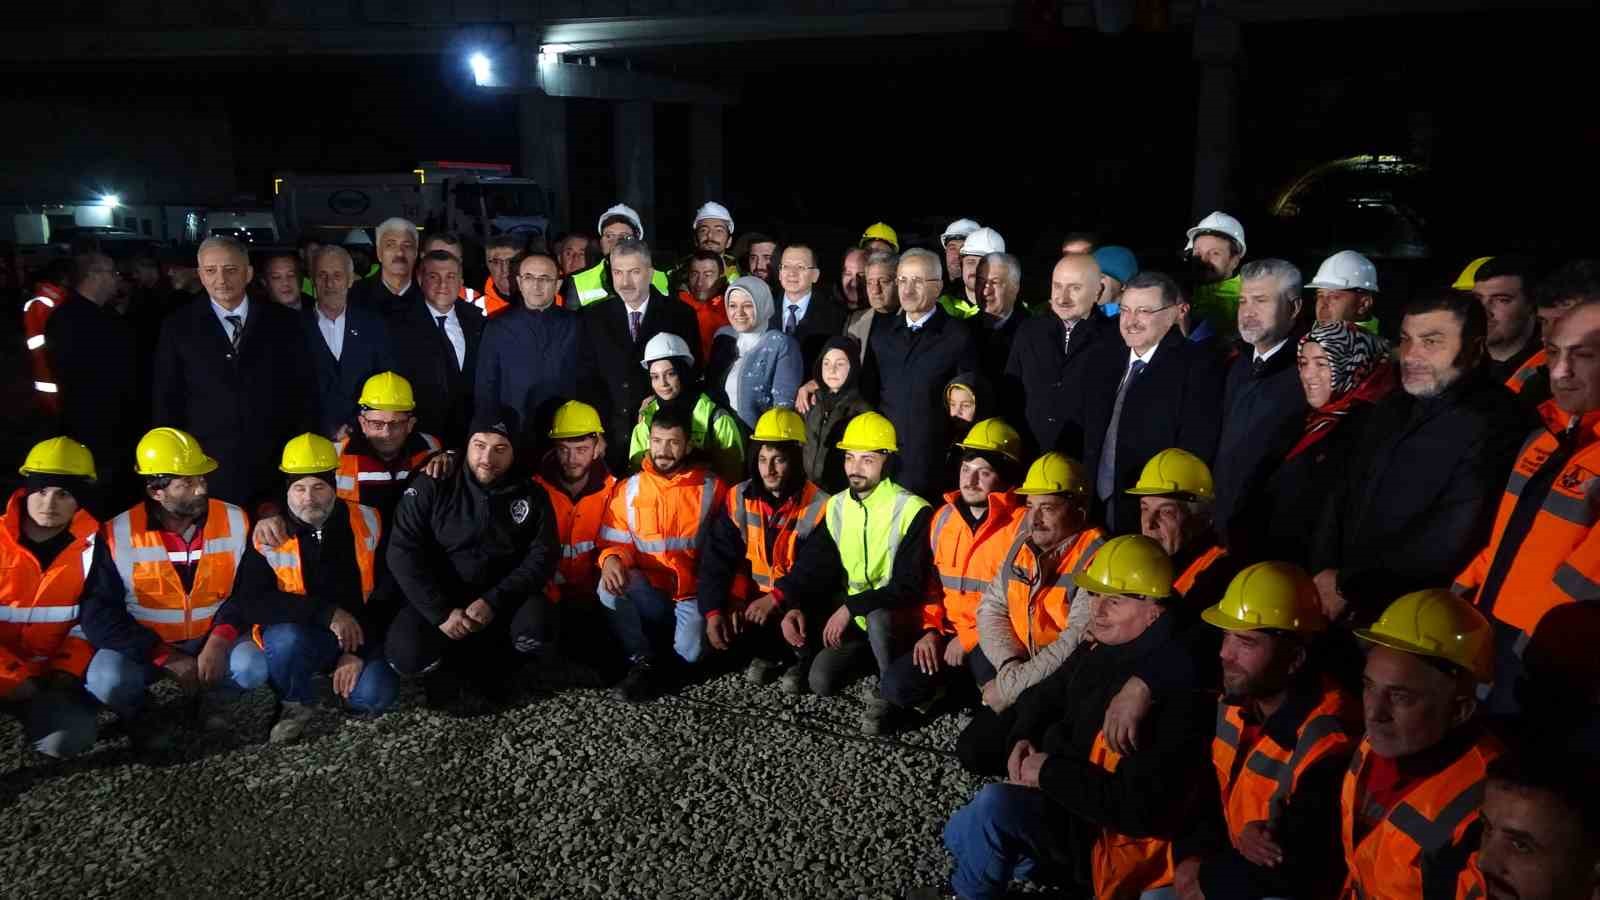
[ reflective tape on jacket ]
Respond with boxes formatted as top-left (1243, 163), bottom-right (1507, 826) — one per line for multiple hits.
top-left (107, 499), bottom-right (247, 642)
top-left (928, 490), bottom-right (1025, 647)
top-left (1504, 348), bottom-right (1546, 395)
top-left (1089, 730), bottom-right (1176, 899)
top-left (572, 261), bottom-right (670, 307)
top-left (729, 481), bottom-right (829, 590)
top-left (537, 472), bottom-right (618, 600)
top-left (0, 490), bottom-right (98, 685)
top-left (1174, 545), bottom-right (1228, 597)
top-left (253, 503), bottom-right (379, 648)
top-left (998, 524), bottom-right (1105, 657)
top-left (333, 434), bottom-right (443, 502)
top-left (598, 464), bottom-right (722, 600)
top-left (826, 479), bottom-right (931, 630)
top-left (33, 381), bottom-right (57, 393)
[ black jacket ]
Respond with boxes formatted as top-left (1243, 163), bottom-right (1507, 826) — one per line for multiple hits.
top-left (1237, 404), bottom-right (1376, 568)
top-left (769, 293), bottom-right (849, 375)
top-left (1004, 312), bottom-right (1117, 457)
top-left (385, 463), bottom-right (558, 626)
top-left (151, 297), bottom-right (317, 508)
top-left (578, 291), bottom-right (700, 473)
top-left (349, 275), bottom-right (422, 320)
top-left (474, 303), bottom-right (587, 445)
top-left (975, 308), bottom-right (1026, 392)
top-left (78, 536), bottom-right (160, 659)
top-left (45, 292), bottom-right (139, 480)
top-left (860, 308), bottom-right (980, 499)
top-left (1006, 614), bottom-right (1214, 889)
top-left (1311, 369), bottom-right (1532, 621)
top-left (302, 302), bottom-right (397, 438)
top-left (1212, 343), bottom-right (1307, 541)
top-left (1081, 328), bottom-right (1225, 534)
top-left (387, 297), bottom-right (485, 447)
top-left (773, 496), bottom-right (933, 621)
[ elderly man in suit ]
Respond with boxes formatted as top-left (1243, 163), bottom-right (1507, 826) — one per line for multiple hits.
top-left (303, 245), bottom-right (396, 439)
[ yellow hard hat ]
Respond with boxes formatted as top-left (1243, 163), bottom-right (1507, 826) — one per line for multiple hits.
top-left (1451, 256), bottom-right (1494, 291)
top-left (549, 400), bottom-right (604, 440)
top-left (1125, 448), bottom-right (1215, 501)
top-left (1202, 562), bottom-right (1326, 634)
top-left (1015, 452), bottom-right (1088, 496)
top-left (134, 427), bottom-right (218, 477)
top-left (279, 433), bottom-right (340, 475)
top-left (1355, 589), bottom-right (1495, 683)
top-left (1070, 534), bottom-right (1173, 599)
top-left (752, 408), bottom-right (807, 444)
top-left (955, 418), bottom-right (1023, 464)
top-left (836, 411), bottom-right (898, 453)
top-left (358, 371), bottom-right (416, 412)
top-left (860, 222), bottom-right (900, 252)
top-left (19, 437), bottom-right (97, 480)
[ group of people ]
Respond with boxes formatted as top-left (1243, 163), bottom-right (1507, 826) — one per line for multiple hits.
top-left (8, 198), bottom-right (1600, 900)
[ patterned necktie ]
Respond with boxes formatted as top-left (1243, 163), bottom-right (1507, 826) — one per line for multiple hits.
top-left (785, 305), bottom-right (799, 335)
top-left (225, 314), bottom-right (243, 349)
top-left (629, 309), bottom-right (642, 343)
top-left (1095, 359), bottom-right (1148, 506)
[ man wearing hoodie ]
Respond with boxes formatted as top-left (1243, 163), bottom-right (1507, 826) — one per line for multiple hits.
top-left (560, 203), bottom-right (669, 308)
top-left (384, 410), bottom-right (560, 707)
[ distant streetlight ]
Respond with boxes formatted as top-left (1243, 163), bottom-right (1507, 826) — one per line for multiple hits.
top-left (469, 52), bottom-right (493, 86)
top-left (99, 193), bottom-right (121, 209)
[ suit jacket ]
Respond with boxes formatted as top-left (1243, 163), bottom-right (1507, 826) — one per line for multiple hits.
top-left (1081, 327), bottom-right (1225, 534)
top-left (388, 297), bottom-right (484, 447)
top-left (769, 293), bottom-right (849, 375)
top-left (1004, 312), bottom-right (1116, 457)
top-left (151, 297), bottom-right (317, 508)
top-left (1212, 341), bottom-right (1308, 542)
top-left (861, 307), bottom-right (979, 499)
top-left (302, 303), bottom-right (397, 438)
top-left (578, 290), bottom-right (701, 472)
top-left (349, 275), bottom-right (422, 321)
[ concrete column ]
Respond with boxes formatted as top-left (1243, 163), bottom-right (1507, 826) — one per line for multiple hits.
top-left (518, 90), bottom-right (571, 237)
top-left (688, 104), bottom-right (725, 205)
top-left (1190, 8), bottom-right (1241, 219)
top-left (613, 99), bottom-right (656, 236)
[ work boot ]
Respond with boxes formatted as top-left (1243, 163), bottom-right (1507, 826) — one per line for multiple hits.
top-left (913, 683), bottom-right (948, 718)
top-left (779, 662), bottom-right (808, 695)
top-left (860, 686), bottom-right (893, 736)
top-left (269, 701), bottom-right (317, 744)
top-left (613, 660), bottom-right (660, 704)
top-left (745, 657), bottom-right (782, 686)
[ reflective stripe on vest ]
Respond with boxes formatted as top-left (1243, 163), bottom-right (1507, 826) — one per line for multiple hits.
top-left (613, 471), bottom-right (718, 554)
top-left (258, 503), bottom-right (380, 608)
top-left (1175, 545), bottom-right (1227, 596)
top-left (828, 489), bottom-right (912, 595)
top-left (998, 525), bottom-right (1104, 656)
top-left (731, 481), bottom-right (828, 588)
top-left (1089, 729), bottom-right (1176, 896)
top-left (930, 506), bottom-right (989, 594)
top-left (22, 295), bottom-right (56, 314)
top-left (334, 434), bottom-right (442, 502)
top-left (109, 500), bottom-right (246, 638)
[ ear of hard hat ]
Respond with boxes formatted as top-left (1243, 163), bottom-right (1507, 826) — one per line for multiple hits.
top-left (1184, 211), bottom-right (1246, 257)
top-left (693, 202), bottom-right (735, 234)
top-left (1202, 562), bottom-right (1326, 634)
top-left (1070, 534), bottom-right (1174, 598)
top-left (1125, 448), bottom-right (1215, 501)
top-left (1306, 250), bottom-right (1379, 293)
top-left (961, 227), bottom-right (1006, 257)
top-left (640, 332), bottom-right (695, 370)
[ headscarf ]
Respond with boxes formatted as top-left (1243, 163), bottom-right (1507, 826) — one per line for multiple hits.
top-left (725, 275), bottom-right (777, 402)
top-left (813, 335), bottom-right (862, 402)
top-left (1284, 321), bottom-right (1395, 461)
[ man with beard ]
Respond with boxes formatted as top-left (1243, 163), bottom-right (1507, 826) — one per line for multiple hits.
top-left (1184, 211), bottom-right (1248, 342)
top-left (667, 202), bottom-right (740, 294)
top-left (1172, 562), bottom-right (1359, 900)
top-left (384, 411), bottom-right (559, 708)
top-left (697, 408), bottom-right (830, 692)
top-left (677, 249), bottom-right (731, 363)
top-left (218, 434), bottom-right (395, 744)
top-left (1468, 750), bottom-right (1600, 900)
top-left (562, 203), bottom-right (669, 308)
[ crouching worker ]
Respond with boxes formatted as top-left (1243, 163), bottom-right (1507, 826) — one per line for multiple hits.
top-left (768, 412), bottom-right (936, 735)
top-left (597, 406), bottom-right (729, 703)
top-left (384, 410), bottom-right (559, 709)
top-left (215, 434), bottom-right (397, 743)
top-left (697, 408), bottom-right (829, 692)
top-left (923, 534), bottom-right (1214, 900)
top-left (0, 438), bottom-right (105, 758)
top-left (80, 428), bottom-right (266, 748)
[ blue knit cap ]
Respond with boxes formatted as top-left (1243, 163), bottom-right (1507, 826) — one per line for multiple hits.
top-left (1093, 246), bottom-right (1138, 284)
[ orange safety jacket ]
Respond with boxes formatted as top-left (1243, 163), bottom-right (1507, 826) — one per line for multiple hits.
top-left (0, 489), bottom-right (98, 695)
top-left (104, 499), bottom-right (249, 643)
top-left (927, 491), bottom-right (1025, 648)
top-left (22, 281), bottom-right (66, 414)
top-left (535, 469), bottom-right (619, 602)
top-left (726, 480), bottom-right (829, 599)
top-left (1090, 730), bottom-right (1177, 899)
top-left (597, 460), bottom-right (726, 602)
top-left (1455, 402), bottom-right (1600, 635)
top-left (1503, 348), bottom-right (1546, 395)
top-left (1339, 731), bottom-right (1502, 900)
top-left (999, 525), bottom-right (1106, 655)
top-left (250, 502), bottom-right (379, 648)
top-left (1212, 677), bottom-right (1360, 844)
top-left (676, 289), bottom-right (730, 364)
top-left (333, 433), bottom-right (443, 504)
top-left (476, 277), bottom-right (513, 318)
top-left (1175, 544), bottom-right (1228, 597)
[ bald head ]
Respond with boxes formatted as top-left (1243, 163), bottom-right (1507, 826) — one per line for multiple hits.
top-left (1050, 253), bottom-right (1102, 322)
top-left (1547, 301), bottom-right (1600, 416)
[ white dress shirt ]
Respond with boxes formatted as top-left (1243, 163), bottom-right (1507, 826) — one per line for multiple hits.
top-left (316, 306), bottom-right (347, 360)
top-left (905, 307), bottom-right (936, 330)
top-left (429, 304), bottom-right (466, 369)
top-left (210, 296), bottom-right (250, 343)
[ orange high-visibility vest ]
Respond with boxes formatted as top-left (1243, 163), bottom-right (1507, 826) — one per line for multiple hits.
top-left (1339, 732), bottom-right (1502, 899)
top-left (250, 502), bottom-right (379, 648)
top-left (535, 471), bottom-right (618, 601)
top-left (333, 434), bottom-right (443, 504)
top-left (105, 499), bottom-right (248, 643)
top-left (999, 525), bottom-right (1106, 656)
top-left (479, 277), bottom-right (512, 317)
top-left (1212, 678), bottom-right (1360, 844)
top-left (22, 282), bottom-right (66, 414)
top-left (597, 461), bottom-right (726, 601)
top-left (1175, 544), bottom-right (1228, 596)
top-left (928, 491), bottom-right (1026, 648)
top-left (728, 480), bottom-right (829, 595)
top-left (0, 489), bottom-right (98, 695)
top-left (1504, 348), bottom-right (1546, 395)
top-left (1090, 730), bottom-right (1177, 899)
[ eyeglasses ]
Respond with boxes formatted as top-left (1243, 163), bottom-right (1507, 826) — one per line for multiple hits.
top-left (895, 276), bottom-right (938, 290)
top-left (517, 274), bottom-right (559, 285)
top-left (779, 265), bottom-right (818, 274)
top-left (359, 415), bottom-right (412, 432)
top-left (1121, 304), bottom-right (1177, 320)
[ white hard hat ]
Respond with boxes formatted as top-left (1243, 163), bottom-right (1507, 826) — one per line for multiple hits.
top-left (961, 227), bottom-right (1006, 258)
top-left (597, 203), bottom-right (645, 241)
top-left (1307, 250), bottom-right (1379, 293)
top-left (640, 332), bottom-right (694, 369)
top-left (692, 202), bottom-right (735, 234)
top-left (941, 218), bottom-right (981, 245)
top-left (343, 228), bottom-right (373, 247)
top-left (1184, 211), bottom-right (1247, 257)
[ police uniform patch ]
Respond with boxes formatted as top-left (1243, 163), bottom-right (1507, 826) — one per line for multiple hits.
top-left (511, 498), bottom-right (530, 524)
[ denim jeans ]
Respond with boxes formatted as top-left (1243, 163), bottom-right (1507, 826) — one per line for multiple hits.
top-left (84, 635), bottom-right (268, 719)
top-left (260, 623), bottom-right (398, 713)
top-left (597, 569), bottom-right (703, 665)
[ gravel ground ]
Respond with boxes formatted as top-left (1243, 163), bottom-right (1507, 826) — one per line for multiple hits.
top-left (0, 668), bottom-right (1011, 899)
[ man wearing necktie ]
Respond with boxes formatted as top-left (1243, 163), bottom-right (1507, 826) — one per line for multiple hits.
top-left (770, 243), bottom-right (847, 374)
top-left (389, 250), bottom-right (483, 447)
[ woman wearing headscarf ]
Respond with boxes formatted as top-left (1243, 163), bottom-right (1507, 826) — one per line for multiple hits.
top-left (1238, 320), bottom-right (1396, 565)
top-left (803, 335), bottom-right (873, 494)
top-left (628, 332), bottom-right (747, 484)
top-left (706, 276), bottom-right (804, 430)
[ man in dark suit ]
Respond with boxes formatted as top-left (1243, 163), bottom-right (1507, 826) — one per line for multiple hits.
top-left (770, 243), bottom-right (849, 374)
top-left (388, 250), bottom-right (484, 447)
top-left (579, 238), bottom-right (699, 473)
top-left (1081, 271), bottom-right (1225, 534)
top-left (860, 248), bottom-right (979, 500)
top-left (973, 252), bottom-right (1027, 388)
top-left (1004, 253), bottom-right (1115, 458)
top-left (303, 245), bottom-right (396, 438)
top-left (348, 217), bottom-right (421, 319)
top-left (151, 237), bottom-right (317, 510)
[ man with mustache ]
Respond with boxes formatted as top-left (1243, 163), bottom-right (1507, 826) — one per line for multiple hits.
top-left (1468, 750), bottom-right (1600, 900)
top-left (350, 217), bottom-right (421, 318)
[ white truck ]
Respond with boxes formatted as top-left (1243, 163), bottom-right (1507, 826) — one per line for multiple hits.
top-left (273, 161), bottom-right (551, 246)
